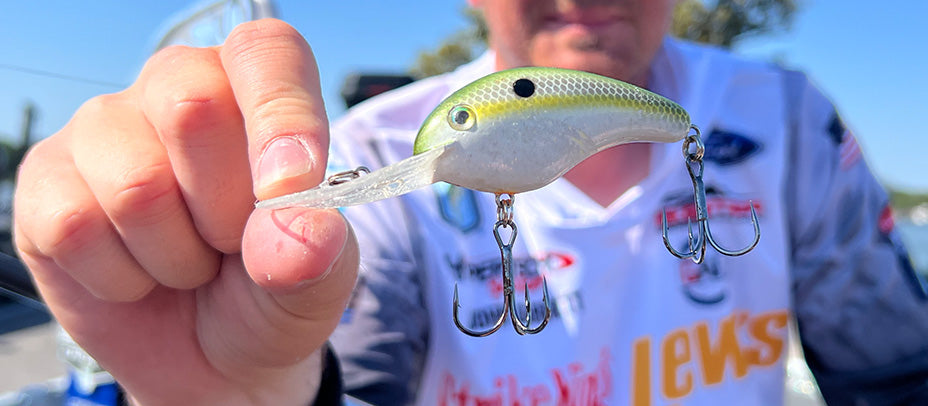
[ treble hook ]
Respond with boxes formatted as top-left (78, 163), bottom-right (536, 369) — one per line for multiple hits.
top-left (661, 126), bottom-right (761, 264)
top-left (453, 194), bottom-right (551, 337)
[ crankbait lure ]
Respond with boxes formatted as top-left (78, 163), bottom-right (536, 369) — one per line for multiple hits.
top-left (257, 67), bottom-right (759, 337)
top-left (258, 67), bottom-right (690, 209)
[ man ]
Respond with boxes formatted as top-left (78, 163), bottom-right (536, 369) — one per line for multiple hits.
top-left (12, 1), bottom-right (927, 405)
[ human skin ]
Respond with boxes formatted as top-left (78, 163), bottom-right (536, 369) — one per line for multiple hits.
top-left (473, 0), bottom-right (675, 87)
top-left (14, 20), bottom-right (358, 405)
top-left (472, 0), bottom-right (676, 206)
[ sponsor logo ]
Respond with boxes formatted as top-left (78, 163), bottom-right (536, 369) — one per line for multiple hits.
top-left (436, 310), bottom-right (790, 406)
top-left (659, 190), bottom-right (757, 306)
top-left (435, 184), bottom-right (481, 233)
top-left (448, 251), bottom-right (577, 288)
top-left (631, 310), bottom-right (789, 405)
top-left (449, 251), bottom-right (580, 330)
top-left (703, 129), bottom-right (762, 166)
top-left (467, 290), bottom-right (584, 331)
top-left (656, 190), bottom-right (763, 229)
top-left (438, 348), bottom-right (613, 406)
top-left (678, 257), bottom-right (726, 305)
top-left (466, 291), bottom-right (584, 329)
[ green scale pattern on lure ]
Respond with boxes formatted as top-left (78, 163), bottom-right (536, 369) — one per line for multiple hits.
top-left (257, 67), bottom-right (691, 210)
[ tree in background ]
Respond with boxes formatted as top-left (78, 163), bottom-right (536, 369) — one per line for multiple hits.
top-left (672, 0), bottom-right (797, 48)
top-left (411, 0), bottom-right (798, 77)
top-left (0, 103), bottom-right (36, 257)
top-left (410, 8), bottom-right (488, 79)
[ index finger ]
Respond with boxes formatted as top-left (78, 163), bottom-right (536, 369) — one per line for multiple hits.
top-left (220, 19), bottom-right (329, 200)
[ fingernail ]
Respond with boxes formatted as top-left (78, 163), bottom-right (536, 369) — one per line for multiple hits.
top-left (256, 136), bottom-right (314, 192)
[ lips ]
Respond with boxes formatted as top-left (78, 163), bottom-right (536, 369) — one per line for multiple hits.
top-left (542, 9), bottom-right (627, 30)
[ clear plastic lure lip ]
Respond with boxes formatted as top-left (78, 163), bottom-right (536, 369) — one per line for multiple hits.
top-left (255, 146), bottom-right (446, 210)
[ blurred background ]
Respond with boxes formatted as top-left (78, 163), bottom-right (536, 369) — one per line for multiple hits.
top-left (0, 1), bottom-right (925, 404)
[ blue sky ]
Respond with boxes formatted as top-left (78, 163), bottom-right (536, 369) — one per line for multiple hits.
top-left (1, 1), bottom-right (925, 192)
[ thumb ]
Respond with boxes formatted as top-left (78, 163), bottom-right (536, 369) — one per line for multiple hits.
top-left (242, 207), bottom-right (359, 333)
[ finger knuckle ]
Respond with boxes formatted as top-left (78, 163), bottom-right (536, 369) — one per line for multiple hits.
top-left (152, 44), bottom-right (194, 59)
top-left (147, 44), bottom-right (198, 73)
top-left (158, 90), bottom-right (231, 147)
top-left (141, 47), bottom-right (238, 148)
top-left (74, 93), bottom-right (129, 128)
top-left (37, 203), bottom-right (109, 261)
top-left (15, 138), bottom-right (54, 183)
top-left (251, 94), bottom-right (323, 134)
top-left (12, 223), bottom-right (32, 258)
top-left (225, 19), bottom-right (303, 55)
top-left (14, 139), bottom-right (76, 243)
top-left (109, 161), bottom-right (181, 225)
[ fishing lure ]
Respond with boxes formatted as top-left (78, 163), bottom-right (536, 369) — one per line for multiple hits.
top-left (257, 67), bottom-right (760, 336)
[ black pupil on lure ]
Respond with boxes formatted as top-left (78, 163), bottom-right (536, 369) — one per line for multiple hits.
top-left (513, 78), bottom-right (535, 98)
top-left (454, 109), bottom-right (470, 124)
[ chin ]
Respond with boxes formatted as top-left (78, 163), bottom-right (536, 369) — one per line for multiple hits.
top-left (543, 51), bottom-right (637, 83)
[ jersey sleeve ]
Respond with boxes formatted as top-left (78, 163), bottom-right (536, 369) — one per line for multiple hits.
top-left (785, 71), bottom-right (928, 405)
top-left (326, 117), bottom-right (430, 406)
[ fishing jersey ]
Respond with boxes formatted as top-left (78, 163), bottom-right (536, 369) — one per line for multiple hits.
top-left (327, 38), bottom-right (928, 406)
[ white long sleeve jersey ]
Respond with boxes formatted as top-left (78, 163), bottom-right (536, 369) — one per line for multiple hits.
top-left (328, 38), bottom-right (926, 406)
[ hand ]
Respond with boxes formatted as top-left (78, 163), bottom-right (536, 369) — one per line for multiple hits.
top-left (13, 19), bottom-right (358, 405)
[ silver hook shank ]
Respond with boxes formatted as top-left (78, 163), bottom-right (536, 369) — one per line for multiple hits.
top-left (661, 126), bottom-right (761, 263)
top-left (452, 194), bottom-right (551, 337)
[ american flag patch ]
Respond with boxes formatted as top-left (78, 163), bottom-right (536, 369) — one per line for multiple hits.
top-left (829, 113), bottom-right (861, 170)
top-left (839, 129), bottom-right (861, 170)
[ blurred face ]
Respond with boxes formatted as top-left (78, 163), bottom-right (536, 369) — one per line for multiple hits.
top-left (472, 0), bottom-right (675, 87)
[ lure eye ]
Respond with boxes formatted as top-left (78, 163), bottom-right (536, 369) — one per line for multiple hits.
top-left (513, 78), bottom-right (535, 98)
top-left (448, 105), bottom-right (476, 131)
